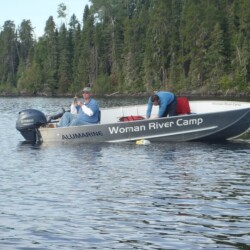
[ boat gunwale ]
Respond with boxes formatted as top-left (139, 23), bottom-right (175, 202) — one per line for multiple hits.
top-left (41, 106), bottom-right (250, 130)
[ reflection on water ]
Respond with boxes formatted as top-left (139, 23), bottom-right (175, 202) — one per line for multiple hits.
top-left (0, 97), bottom-right (250, 249)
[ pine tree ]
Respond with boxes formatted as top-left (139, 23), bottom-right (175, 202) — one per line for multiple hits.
top-left (143, 0), bottom-right (172, 91)
top-left (0, 20), bottom-right (19, 87)
top-left (58, 23), bottom-right (71, 93)
top-left (43, 16), bottom-right (59, 95)
top-left (75, 5), bottom-right (93, 89)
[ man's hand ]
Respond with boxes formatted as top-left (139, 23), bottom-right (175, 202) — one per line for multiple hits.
top-left (77, 101), bottom-right (84, 106)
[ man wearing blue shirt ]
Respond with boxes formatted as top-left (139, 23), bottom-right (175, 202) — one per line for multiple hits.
top-left (146, 91), bottom-right (177, 118)
top-left (57, 87), bottom-right (100, 127)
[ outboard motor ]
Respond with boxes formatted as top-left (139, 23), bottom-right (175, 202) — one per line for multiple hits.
top-left (16, 109), bottom-right (48, 142)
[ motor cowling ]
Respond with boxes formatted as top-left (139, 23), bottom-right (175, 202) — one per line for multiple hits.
top-left (16, 109), bottom-right (47, 142)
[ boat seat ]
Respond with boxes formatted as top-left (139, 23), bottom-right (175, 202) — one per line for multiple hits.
top-left (176, 97), bottom-right (191, 115)
top-left (119, 115), bottom-right (145, 122)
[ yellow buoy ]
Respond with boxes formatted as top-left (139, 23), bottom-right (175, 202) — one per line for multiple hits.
top-left (136, 139), bottom-right (151, 145)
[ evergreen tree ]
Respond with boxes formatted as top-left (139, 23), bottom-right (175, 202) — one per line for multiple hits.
top-left (233, 0), bottom-right (250, 90)
top-left (18, 20), bottom-right (35, 63)
top-left (74, 5), bottom-right (93, 89)
top-left (68, 14), bottom-right (80, 93)
top-left (206, 23), bottom-right (225, 90)
top-left (123, 0), bottom-right (150, 92)
top-left (0, 20), bottom-right (19, 87)
top-left (43, 16), bottom-right (59, 95)
top-left (71, 22), bottom-right (82, 93)
top-left (58, 23), bottom-right (71, 93)
top-left (144, 0), bottom-right (172, 91)
top-left (16, 20), bottom-right (35, 93)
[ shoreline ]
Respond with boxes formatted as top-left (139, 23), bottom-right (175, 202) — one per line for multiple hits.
top-left (0, 92), bottom-right (249, 98)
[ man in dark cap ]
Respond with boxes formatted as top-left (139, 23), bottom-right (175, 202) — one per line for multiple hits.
top-left (57, 86), bottom-right (100, 127)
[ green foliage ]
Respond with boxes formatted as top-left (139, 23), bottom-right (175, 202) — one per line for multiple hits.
top-left (0, 21), bottom-right (19, 86)
top-left (219, 75), bottom-right (234, 92)
top-left (0, 0), bottom-right (250, 96)
top-left (17, 61), bottom-right (42, 94)
top-left (94, 74), bottom-right (112, 93)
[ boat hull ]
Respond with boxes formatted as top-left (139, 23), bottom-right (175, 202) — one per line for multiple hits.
top-left (38, 108), bottom-right (250, 143)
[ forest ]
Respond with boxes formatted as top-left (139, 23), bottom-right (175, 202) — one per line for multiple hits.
top-left (0, 0), bottom-right (250, 97)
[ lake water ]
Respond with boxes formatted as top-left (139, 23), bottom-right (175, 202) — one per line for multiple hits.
top-left (1, 97), bottom-right (250, 249)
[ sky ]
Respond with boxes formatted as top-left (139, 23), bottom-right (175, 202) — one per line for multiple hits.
top-left (0, 0), bottom-right (90, 38)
